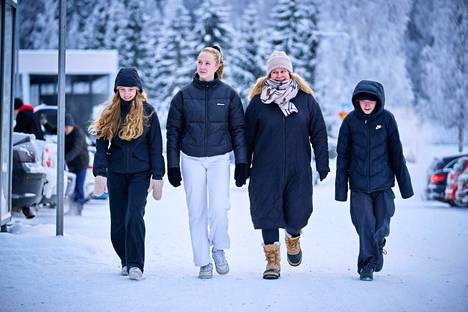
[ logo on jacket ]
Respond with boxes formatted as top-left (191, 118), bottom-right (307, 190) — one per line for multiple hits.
top-left (376, 125), bottom-right (382, 130)
top-left (216, 103), bottom-right (225, 106)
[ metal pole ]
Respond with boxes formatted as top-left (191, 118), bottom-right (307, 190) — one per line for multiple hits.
top-left (56, 0), bottom-right (66, 236)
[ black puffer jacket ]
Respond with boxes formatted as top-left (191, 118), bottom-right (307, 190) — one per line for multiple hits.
top-left (65, 127), bottom-right (89, 172)
top-left (335, 80), bottom-right (413, 201)
top-left (246, 90), bottom-right (329, 230)
top-left (93, 102), bottom-right (165, 180)
top-left (166, 74), bottom-right (247, 168)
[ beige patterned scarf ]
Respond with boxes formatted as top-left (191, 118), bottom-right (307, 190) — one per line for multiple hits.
top-left (260, 79), bottom-right (299, 117)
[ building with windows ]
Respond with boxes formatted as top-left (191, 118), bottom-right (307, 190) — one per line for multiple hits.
top-left (16, 49), bottom-right (118, 130)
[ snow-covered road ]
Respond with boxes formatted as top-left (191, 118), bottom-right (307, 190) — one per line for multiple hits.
top-left (1, 156), bottom-right (467, 312)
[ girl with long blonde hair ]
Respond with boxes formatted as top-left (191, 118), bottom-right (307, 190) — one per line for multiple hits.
top-left (90, 67), bottom-right (165, 281)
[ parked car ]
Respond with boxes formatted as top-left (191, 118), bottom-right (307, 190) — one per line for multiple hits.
top-left (38, 138), bottom-right (77, 207)
top-left (455, 168), bottom-right (468, 207)
top-left (444, 157), bottom-right (468, 206)
top-left (424, 153), bottom-right (468, 202)
top-left (35, 104), bottom-right (96, 202)
top-left (12, 133), bottom-right (47, 216)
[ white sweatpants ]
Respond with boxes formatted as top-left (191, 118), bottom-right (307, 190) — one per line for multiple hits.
top-left (181, 152), bottom-right (231, 267)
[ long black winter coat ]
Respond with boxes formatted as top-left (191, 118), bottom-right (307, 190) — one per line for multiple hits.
top-left (245, 90), bottom-right (329, 230)
top-left (65, 127), bottom-right (89, 172)
top-left (93, 102), bottom-right (165, 180)
top-left (335, 80), bottom-right (414, 201)
top-left (166, 74), bottom-right (247, 168)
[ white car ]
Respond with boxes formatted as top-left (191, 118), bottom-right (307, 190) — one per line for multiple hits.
top-left (35, 104), bottom-right (95, 205)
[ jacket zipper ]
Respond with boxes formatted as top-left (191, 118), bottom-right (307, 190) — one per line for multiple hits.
top-left (283, 114), bottom-right (286, 186)
top-left (204, 85), bottom-right (208, 155)
top-left (366, 119), bottom-right (370, 192)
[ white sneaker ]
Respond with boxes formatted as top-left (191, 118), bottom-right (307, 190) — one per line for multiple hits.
top-left (198, 263), bottom-right (213, 279)
top-left (212, 248), bottom-right (229, 275)
top-left (121, 266), bottom-right (128, 276)
top-left (128, 267), bottom-right (143, 281)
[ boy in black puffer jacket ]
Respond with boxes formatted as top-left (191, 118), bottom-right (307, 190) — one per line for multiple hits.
top-left (335, 80), bottom-right (413, 281)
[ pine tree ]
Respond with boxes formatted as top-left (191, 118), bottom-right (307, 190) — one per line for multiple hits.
top-left (19, 0), bottom-right (58, 49)
top-left (138, 6), bottom-right (164, 101)
top-left (117, 0), bottom-right (146, 68)
top-left (230, 2), bottom-right (264, 106)
top-left (404, 0), bottom-right (434, 110)
top-left (269, 0), bottom-right (319, 84)
top-left (419, 0), bottom-right (467, 151)
top-left (193, 0), bottom-right (233, 56)
top-left (153, 3), bottom-right (196, 105)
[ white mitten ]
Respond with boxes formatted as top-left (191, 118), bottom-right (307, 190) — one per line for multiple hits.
top-left (148, 179), bottom-right (163, 200)
top-left (94, 176), bottom-right (107, 196)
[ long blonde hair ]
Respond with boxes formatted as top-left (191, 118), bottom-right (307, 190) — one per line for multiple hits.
top-left (248, 72), bottom-right (313, 100)
top-left (89, 91), bottom-right (150, 141)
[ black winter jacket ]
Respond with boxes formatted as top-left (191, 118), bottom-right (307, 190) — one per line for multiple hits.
top-left (93, 102), bottom-right (165, 180)
top-left (65, 127), bottom-right (89, 172)
top-left (335, 80), bottom-right (414, 201)
top-left (14, 105), bottom-right (44, 140)
top-left (246, 90), bottom-right (329, 229)
top-left (166, 74), bottom-right (247, 168)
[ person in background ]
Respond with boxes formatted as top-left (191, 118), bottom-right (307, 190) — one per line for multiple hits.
top-left (166, 46), bottom-right (248, 279)
top-left (245, 51), bottom-right (329, 279)
top-left (64, 113), bottom-right (89, 216)
top-left (13, 97), bottom-right (44, 219)
top-left (14, 98), bottom-right (44, 140)
top-left (335, 80), bottom-right (414, 281)
top-left (90, 67), bottom-right (165, 281)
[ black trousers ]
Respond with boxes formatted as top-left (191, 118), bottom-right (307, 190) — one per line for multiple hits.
top-left (350, 189), bottom-right (395, 273)
top-left (262, 228), bottom-right (301, 245)
top-left (107, 171), bottom-right (151, 271)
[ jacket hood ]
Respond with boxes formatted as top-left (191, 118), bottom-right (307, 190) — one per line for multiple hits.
top-left (351, 80), bottom-right (385, 117)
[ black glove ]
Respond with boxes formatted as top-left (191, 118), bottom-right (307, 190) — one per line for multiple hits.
top-left (234, 163), bottom-right (249, 187)
top-left (319, 170), bottom-right (328, 181)
top-left (168, 167), bottom-right (182, 187)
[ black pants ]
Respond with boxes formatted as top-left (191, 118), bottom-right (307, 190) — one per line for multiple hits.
top-left (107, 171), bottom-right (151, 271)
top-left (262, 228), bottom-right (301, 245)
top-left (350, 189), bottom-right (395, 273)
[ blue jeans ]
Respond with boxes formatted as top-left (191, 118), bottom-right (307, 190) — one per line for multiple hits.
top-left (72, 169), bottom-right (87, 206)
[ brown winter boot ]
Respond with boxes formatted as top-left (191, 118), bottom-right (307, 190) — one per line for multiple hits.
top-left (263, 243), bottom-right (281, 280)
top-left (285, 234), bottom-right (302, 266)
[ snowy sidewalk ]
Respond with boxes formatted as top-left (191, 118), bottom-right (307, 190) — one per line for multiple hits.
top-left (1, 165), bottom-right (468, 312)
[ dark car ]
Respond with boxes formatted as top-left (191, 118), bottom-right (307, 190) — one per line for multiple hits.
top-left (12, 133), bottom-right (47, 210)
top-left (455, 168), bottom-right (468, 207)
top-left (445, 157), bottom-right (468, 206)
top-left (424, 153), bottom-right (468, 202)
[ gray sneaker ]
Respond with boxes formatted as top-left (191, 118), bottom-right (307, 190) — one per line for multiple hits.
top-left (212, 248), bottom-right (229, 275)
top-left (198, 263), bottom-right (213, 279)
top-left (128, 267), bottom-right (143, 281)
top-left (121, 266), bottom-right (128, 276)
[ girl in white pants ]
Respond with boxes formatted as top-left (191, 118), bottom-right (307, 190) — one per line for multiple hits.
top-left (181, 152), bottom-right (230, 267)
top-left (166, 46), bottom-right (249, 279)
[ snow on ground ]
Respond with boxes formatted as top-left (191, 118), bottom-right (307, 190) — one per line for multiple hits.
top-left (1, 144), bottom-right (467, 312)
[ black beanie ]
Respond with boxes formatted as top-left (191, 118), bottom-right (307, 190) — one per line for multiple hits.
top-left (114, 67), bottom-right (143, 93)
top-left (65, 113), bottom-right (75, 126)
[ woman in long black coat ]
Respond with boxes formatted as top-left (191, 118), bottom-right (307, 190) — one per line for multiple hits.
top-left (245, 51), bottom-right (329, 279)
